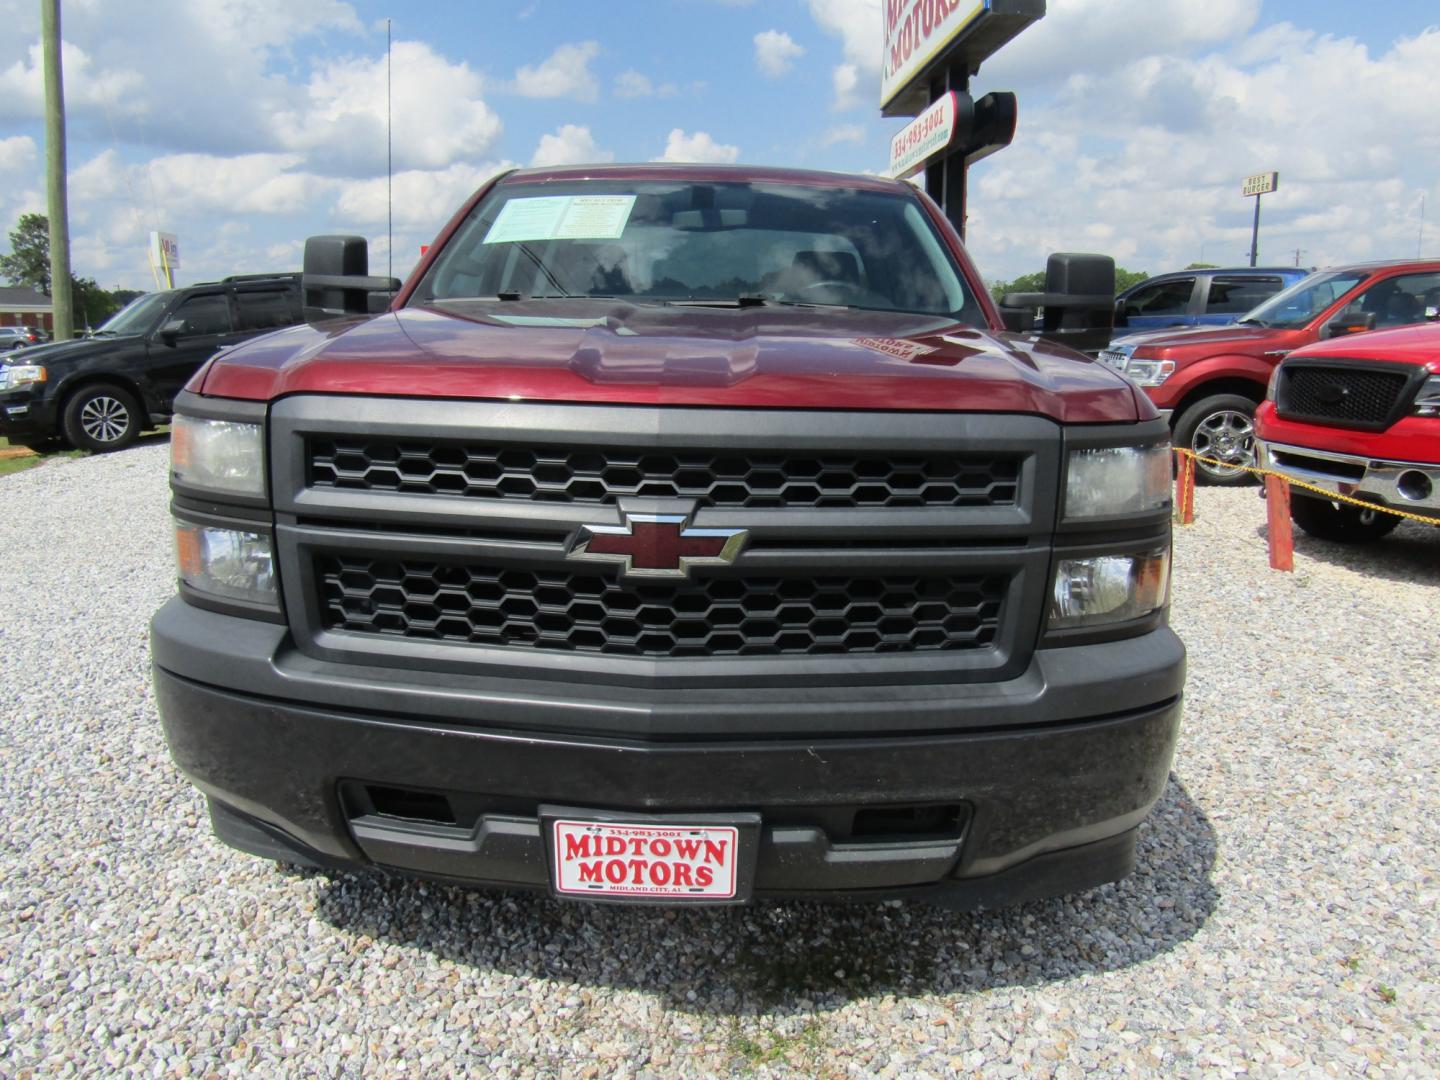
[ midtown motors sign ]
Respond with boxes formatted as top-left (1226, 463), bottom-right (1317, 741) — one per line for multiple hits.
top-left (882, 0), bottom-right (986, 111)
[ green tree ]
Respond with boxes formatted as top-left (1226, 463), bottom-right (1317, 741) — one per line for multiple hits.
top-left (0, 212), bottom-right (53, 294)
top-left (1184, 262), bottom-right (1219, 270)
top-left (0, 213), bottom-right (121, 329)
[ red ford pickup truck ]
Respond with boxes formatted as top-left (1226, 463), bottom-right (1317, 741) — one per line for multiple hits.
top-left (151, 164), bottom-right (1184, 909)
top-left (1100, 260), bottom-right (1440, 484)
top-left (1256, 320), bottom-right (1440, 541)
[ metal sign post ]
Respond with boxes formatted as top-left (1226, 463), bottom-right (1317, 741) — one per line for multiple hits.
top-left (1242, 171), bottom-right (1278, 268)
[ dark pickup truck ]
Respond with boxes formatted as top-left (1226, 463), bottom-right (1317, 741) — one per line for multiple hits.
top-left (151, 164), bottom-right (1184, 909)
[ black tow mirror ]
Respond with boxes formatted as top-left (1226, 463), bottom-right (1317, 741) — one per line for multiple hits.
top-left (1323, 311), bottom-right (1377, 339)
top-left (158, 317), bottom-right (186, 345)
top-left (302, 235), bottom-right (403, 322)
top-left (1000, 253), bottom-right (1117, 355)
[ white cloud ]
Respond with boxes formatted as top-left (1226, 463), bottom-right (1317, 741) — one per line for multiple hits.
top-left (807, 0), bottom-right (879, 108)
top-left (0, 136), bottom-right (37, 173)
top-left (614, 69), bottom-right (653, 99)
top-left (334, 160), bottom-right (514, 230)
top-left (832, 63), bottom-right (863, 111)
top-left (271, 41), bottom-right (501, 175)
top-left (965, 23), bottom-right (1440, 280)
top-left (822, 124), bottom-right (866, 147)
top-left (530, 125), bottom-right (614, 167)
top-left (754, 30), bottom-right (805, 78)
top-left (654, 129), bottom-right (741, 164)
top-left (0, 41), bottom-right (144, 118)
top-left (512, 41), bottom-right (601, 102)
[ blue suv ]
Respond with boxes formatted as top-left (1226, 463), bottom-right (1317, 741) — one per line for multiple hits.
top-left (1115, 267), bottom-right (1308, 335)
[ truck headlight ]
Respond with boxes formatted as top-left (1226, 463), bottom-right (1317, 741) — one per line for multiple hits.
top-left (1049, 548), bottom-right (1170, 629)
top-left (174, 523), bottom-right (276, 604)
top-left (171, 416), bottom-right (265, 496)
top-left (0, 363), bottom-right (46, 390)
top-left (1065, 445), bottom-right (1171, 518)
top-left (1123, 357), bottom-right (1175, 386)
top-left (1413, 375), bottom-right (1440, 417)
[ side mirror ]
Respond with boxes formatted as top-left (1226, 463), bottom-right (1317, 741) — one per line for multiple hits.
top-left (1000, 253), bottom-right (1117, 355)
top-left (302, 235), bottom-right (403, 322)
top-left (1323, 311), bottom-right (1377, 339)
top-left (998, 306), bottom-right (1036, 332)
top-left (158, 317), bottom-right (186, 345)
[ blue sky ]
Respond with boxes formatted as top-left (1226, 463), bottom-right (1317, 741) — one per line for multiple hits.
top-left (0, 0), bottom-right (1436, 290)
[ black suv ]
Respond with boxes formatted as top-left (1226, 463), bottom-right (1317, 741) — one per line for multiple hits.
top-left (0, 274), bottom-right (301, 452)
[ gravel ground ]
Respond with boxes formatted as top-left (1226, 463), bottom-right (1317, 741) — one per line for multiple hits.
top-left (2, 442), bottom-right (1437, 1078)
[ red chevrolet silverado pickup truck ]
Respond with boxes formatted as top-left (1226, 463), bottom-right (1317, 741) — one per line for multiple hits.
top-left (1099, 260), bottom-right (1440, 484)
top-left (151, 164), bottom-right (1184, 909)
top-left (1256, 320), bottom-right (1440, 541)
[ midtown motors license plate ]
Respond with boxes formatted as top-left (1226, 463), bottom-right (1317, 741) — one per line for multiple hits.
top-left (550, 818), bottom-right (741, 900)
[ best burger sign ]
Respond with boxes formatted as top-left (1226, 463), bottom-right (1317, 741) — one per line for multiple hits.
top-left (882, 0), bottom-right (987, 111)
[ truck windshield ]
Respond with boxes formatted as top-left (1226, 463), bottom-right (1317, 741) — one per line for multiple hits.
top-left (1237, 270), bottom-right (1367, 330)
top-left (416, 179), bottom-right (983, 322)
top-left (94, 291), bottom-right (172, 336)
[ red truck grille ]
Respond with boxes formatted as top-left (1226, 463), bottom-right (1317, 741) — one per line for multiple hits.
top-left (308, 439), bottom-right (1020, 510)
top-left (1275, 362), bottom-right (1419, 429)
top-left (315, 555), bottom-right (1006, 658)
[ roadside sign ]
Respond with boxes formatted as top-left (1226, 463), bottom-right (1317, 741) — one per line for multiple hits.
top-left (889, 91), bottom-right (958, 178)
top-left (1242, 172), bottom-right (1278, 197)
top-left (881, 0), bottom-right (1043, 116)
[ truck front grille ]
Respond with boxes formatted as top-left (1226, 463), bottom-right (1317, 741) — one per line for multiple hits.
top-left (316, 555), bottom-right (1006, 658)
top-left (309, 439), bottom-right (1020, 510)
top-left (1276, 363), bottom-right (1415, 428)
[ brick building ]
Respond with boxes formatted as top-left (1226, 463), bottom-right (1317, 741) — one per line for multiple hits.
top-left (0, 285), bottom-right (52, 332)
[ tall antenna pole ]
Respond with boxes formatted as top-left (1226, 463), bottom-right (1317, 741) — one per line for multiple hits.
top-left (387, 18), bottom-right (393, 281)
top-left (1419, 193), bottom-right (1426, 259)
top-left (41, 0), bottom-right (73, 340)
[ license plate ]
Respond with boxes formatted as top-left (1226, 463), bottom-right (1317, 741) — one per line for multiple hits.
top-left (550, 818), bottom-right (741, 900)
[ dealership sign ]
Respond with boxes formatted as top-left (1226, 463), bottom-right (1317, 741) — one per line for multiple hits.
top-left (149, 231), bottom-right (180, 269)
top-left (1241, 171), bottom-right (1279, 197)
top-left (881, 0), bottom-right (1043, 116)
top-left (889, 91), bottom-right (958, 177)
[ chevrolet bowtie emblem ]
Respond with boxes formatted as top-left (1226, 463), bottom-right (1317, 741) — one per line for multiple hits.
top-left (566, 510), bottom-right (748, 579)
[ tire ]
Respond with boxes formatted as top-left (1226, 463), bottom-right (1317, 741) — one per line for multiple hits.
top-left (61, 383), bottom-right (142, 452)
top-left (1290, 494), bottom-right (1401, 544)
top-left (1173, 393), bottom-right (1259, 486)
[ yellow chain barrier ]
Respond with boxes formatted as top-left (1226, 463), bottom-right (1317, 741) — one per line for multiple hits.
top-left (1172, 447), bottom-right (1440, 526)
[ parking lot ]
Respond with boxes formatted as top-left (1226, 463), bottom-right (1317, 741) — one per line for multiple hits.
top-left (2, 445), bottom-right (1437, 1077)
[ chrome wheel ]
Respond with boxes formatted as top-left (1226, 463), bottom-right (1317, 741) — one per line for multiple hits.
top-left (1190, 408), bottom-right (1255, 480)
top-left (79, 395), bottom-right (132, 444)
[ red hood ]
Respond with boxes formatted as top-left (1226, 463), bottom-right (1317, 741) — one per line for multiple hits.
top-left (195, 300), bottom-right (1143, 422)
top-left (1121, 323), bottom-right (1284, 355)
top-left (1284, 320), bottom-right (1440, 371)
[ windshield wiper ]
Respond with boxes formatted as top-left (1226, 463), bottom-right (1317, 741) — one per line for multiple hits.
top-left (1235, 317), bottom-right (1268, 327)
top-left (664, 295), bottom-right (854, 310)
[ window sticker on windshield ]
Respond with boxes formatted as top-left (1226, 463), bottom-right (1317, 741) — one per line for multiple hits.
top-left (483, 195), bottom-right (636, 244)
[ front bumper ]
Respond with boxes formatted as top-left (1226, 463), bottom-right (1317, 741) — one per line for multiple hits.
top-left (0, 390), bottom-right (57, 440)
top-left (152, 599), bottom-right (1185, 906)
top-left (1257, 439), bottom-right (1440, 517)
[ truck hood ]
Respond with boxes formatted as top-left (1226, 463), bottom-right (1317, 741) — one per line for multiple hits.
top-left (1, 334), bottom-right (138, 367)
top-left (196, 300), bottom-right (1144, 422)
top-left (1116, 323), bottom-right (1282, 354)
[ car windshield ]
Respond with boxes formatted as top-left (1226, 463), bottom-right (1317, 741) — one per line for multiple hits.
top-left (95, 291), bottom-right (171, 335)
top-left (1237, 270), bottom-right (1368, 330)
top-left (416, 179), bottom-right (983, 322)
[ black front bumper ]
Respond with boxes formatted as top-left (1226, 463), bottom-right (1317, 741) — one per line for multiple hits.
top-left (0, 390), bottom-right (57, 440)
top-left (152, 599), bottom-right (1184, 907)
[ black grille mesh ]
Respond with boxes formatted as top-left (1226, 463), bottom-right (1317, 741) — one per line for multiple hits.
top-left (317, 556), bottom-right (1006, 658)
top-left (309, 440), bottom-right (1020, 510)
top-left (1278, 365), bottom-right (1411, 426)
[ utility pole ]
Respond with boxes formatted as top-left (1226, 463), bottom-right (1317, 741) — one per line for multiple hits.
top-left (1292, 248), bottom-right (1305, 268)
top-left (41, 0), bottom-right (73, 340)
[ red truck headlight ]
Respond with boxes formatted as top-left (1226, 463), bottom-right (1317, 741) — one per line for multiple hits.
top-left (175, 523), bottom-right (277, 605)
top-left (172, 416), bottom-right (266, 497)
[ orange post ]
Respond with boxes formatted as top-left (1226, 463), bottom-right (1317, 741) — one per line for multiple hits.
top-left (1175, 450), bottom-right (1196, 525)
top-left (1264, 474), bottom-right (1294, 571)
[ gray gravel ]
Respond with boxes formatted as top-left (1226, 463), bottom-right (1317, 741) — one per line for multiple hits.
top-left (2, 443), bottom-right (1437, 1077)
